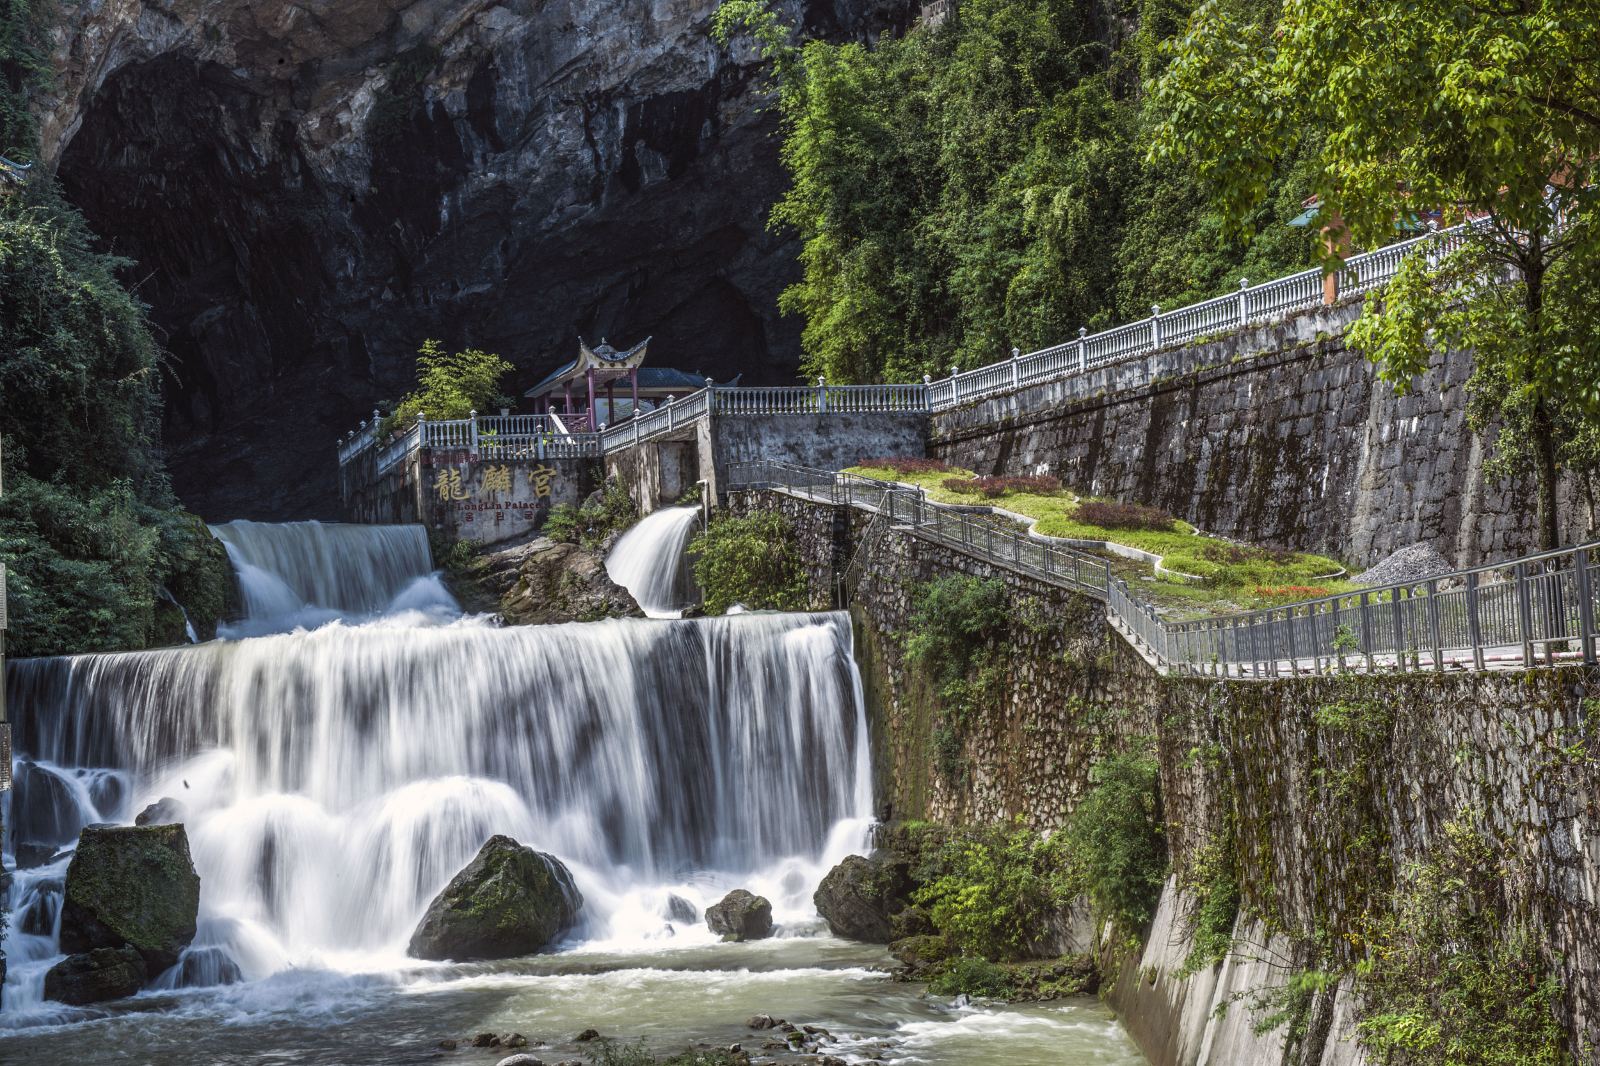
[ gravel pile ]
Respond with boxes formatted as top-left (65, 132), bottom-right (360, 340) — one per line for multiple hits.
top-left (1353, 543), bottom-right (1454, 587)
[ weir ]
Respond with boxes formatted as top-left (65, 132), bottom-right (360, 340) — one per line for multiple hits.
top-left (2, 521), bottom-right (872, 1022)
top-left (605, 506), bottom-right (702, 618)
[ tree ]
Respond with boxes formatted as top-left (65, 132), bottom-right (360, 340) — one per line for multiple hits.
top-left (380, 339), bottom-right (513, 435)
top-left (1151, 0), bottom-right (1600, 548)
top-left (712, 0), bottom-right (1318, 385)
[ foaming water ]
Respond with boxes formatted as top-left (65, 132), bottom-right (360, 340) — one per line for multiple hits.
top-left (0, 518), bottom-right (1141, 1064)
top-left (4, 609), bottom-right (871, 1018)
top-left (210, 520), bottom-right (458, 635)
top-left (606, 507), bottom-right (702, 618)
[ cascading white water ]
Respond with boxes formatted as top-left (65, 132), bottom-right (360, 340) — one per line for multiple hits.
top-left (605, 507), bottom-right (703, 618)
top-left (2, 520), bottom-right (872, 1025)
top-left (209, 520), bottom-right (459, 636)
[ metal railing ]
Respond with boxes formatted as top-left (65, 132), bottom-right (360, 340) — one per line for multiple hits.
top-left (339, 215), bottom-right (1501, 469)
top-left (729, 460), bottom-right (1113, 600)
top-left (731, 461), bottom-right (1600, 678)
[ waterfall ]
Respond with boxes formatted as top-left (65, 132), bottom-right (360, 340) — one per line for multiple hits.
top-left (605, 507), bottom-right (702, 618)
top-left (3, 520), bottom-right (872, 1022)
top-left (208, 520), bottom-right (458, 635)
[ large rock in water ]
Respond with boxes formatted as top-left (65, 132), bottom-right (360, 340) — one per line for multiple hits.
top-left (408, 836), bottom-right (583, 961)
top-left (59, 824), bottom-right (200, 975)
top-left (43, 945), bottom-right (147, 1006)
top-left (814, 853), bottom-right (914, 943)
top-left (706, 889), bottom-right (774, 942)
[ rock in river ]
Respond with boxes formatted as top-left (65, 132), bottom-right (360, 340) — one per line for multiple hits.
top-left (58, 823), bottom-right (201, 975)
top-left (813, 853), bottom-right (914, 943)
top-left (43, 945), bottom-right (147, 1005)
top-left (706, 889), bottom-right (774, 942)
top-left (408, 835), bottom-right (583, 961)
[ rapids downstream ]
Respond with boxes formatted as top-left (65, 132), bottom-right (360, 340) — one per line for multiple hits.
top-left (1, 520), bottom-right (1143, 1064)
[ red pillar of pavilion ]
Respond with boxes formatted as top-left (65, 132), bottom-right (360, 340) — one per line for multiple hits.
top-left (630, 368), bottom-right (639, 416)
top-left (585, 368), bottom-right (597, 429)
top-left (607, 379), bottom-right (616, 426)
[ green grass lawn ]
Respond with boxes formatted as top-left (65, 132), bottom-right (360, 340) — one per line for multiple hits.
top-left (847, 463), bottom-right (1360, 613)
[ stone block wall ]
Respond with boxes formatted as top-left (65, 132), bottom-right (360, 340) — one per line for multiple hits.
top-left (735, 487), bottom-right (1600, 1062)
top-left (931, 301), bottom-right (1594, 568)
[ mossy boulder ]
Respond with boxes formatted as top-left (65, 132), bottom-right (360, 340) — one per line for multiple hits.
top-left (706, 889), bottom-right (774, 942)
top-left (408, 835), bottom-right (583, 961)
top-left (814, 852), bottom-right (914, 943)
top-left (44, 945), bottom-right (147, 1005)
top-left (59, 824), bottom-right (200, 975)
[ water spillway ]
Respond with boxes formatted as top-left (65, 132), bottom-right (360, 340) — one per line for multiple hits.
top-left (3, 518), bottom-right (870, 1017)
top-left (605, 506), bottom-right (703, 618)
top-left (1, 518), bottom-right (1143, 1065)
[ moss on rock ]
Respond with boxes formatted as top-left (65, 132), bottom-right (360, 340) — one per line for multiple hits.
top-left (408, 835), bottom-right (582, 961)
top-left (59, 824), bottom-right (200, 974)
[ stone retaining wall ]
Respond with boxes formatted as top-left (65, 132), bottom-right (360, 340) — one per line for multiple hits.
top-left (736, 487), bottom-right (1600, 1063)
top-left (931, 301), bottom-right (1593, 569)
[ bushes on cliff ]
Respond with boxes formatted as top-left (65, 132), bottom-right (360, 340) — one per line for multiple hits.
top-left (544, 480), bottom-right (638, 551)
top-left (0, 190), bottom-right (236, 656)
top-left (686, 511), bottom-right (807, 614)
top-left (1354, 813), bottom-right (1569, 1066)
top-left (1063, 750), bottom-right (1167, 944)
top-left (912, 820), bottom-right (1075, 962)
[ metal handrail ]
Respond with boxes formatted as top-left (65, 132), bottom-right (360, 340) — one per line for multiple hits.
top-left (730, 461), bottom-right (1600, 678)
top-left (339, 215), bottom-right (1503, 466)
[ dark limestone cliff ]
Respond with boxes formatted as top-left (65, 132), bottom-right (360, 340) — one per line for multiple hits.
top-left (40, 0), bottom-right (914, 520)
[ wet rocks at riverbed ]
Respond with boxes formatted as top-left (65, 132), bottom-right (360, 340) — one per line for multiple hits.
top-left (42, 945), bottom-right (147, 1005)
top-left (706, 889), bottom-right (773, 941)
top-left (456, 532), bottom-right (642, 625)
top-left (409, 836), bottom-right (583, 961)
top-left (58, 824), bottom-right (201, 977)
top-left (813, 853), bottom-right (914, 943)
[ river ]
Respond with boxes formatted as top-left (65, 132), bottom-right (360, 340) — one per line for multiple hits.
top-left (1, 520), bottom-right (1143, 1065)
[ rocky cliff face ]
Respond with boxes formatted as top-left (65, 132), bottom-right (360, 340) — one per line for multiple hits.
top-left (42, 0), bottom-right (912, 519)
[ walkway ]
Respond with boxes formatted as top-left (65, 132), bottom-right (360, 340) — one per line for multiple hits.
top-left (729, 460), bottom-right (1600, 680)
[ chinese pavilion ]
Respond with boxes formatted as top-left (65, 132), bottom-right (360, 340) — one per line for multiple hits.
top-left (523, 337), bottom-right (735, 431)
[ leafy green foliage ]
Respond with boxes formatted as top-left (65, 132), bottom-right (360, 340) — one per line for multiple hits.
top-left (0, 190), bottom-right (236, 655)
top-left (1354, 814), bottom-right (1571, 1066)
top-left (0, 0), bottom-right (53, 159)
top-left (912, 820), bottom-right (1075, 962)
top-left (1063, 750), bottom-right (1167, 943)
top-left (379, 339), bottom-right (513, 436)
top-left (1175, 821), bottom-right (1240, 977)
top-left (926, 955), bottom-right (1012, 998)
top-left (905, 574), bottom-right (1010, 716)
top-left (686, 510), bottom-right (807, 614)
top-left (714, 0), bottom-right (1316, 384)
top-left (543, 479), bottom-right (638, 552)
top-left (1154, 0), bottom-right (1600, 548)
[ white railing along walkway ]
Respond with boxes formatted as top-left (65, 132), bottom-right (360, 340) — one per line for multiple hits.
top-left (337, 214), bottom-right (1495, 471)
top-left (728, 460), bottom-right (1600, 679)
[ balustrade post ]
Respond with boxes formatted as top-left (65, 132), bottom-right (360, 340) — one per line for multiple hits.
top-left (1466, 571), bottom-right (1485, 670)
top-left (1150, 305), bottom-right (1162, 349)
top-left (371, 408), bottom-right (380, 433)
top-left (1426, 579), bottom-right (1444, 671)
top-left (1577, 548), bottom-right (1597, 666)
top-left (1284, 604), bottom-right (1300, 674)
top-left (418, 412), bottom-right (428, 451)
top-left (1010, 347), bottom-right (1021, 390)
top-left (469, 410), bottom-right (479, 456)
top-left (1390, 588), bottom-right (1407, 671)
top-left (1358, 591), bottom-right (1373, 672)
top-left (1238, 277), bottom-right (1250, 327)
top-left (818, 375), bottom-right (828, 414)
top-left (950, 366), bottom-right (961, 403)
top-left (1077, 327), bottom-right (1087, 372)
top-left (1516, 562), bottom-right (1534, 667)
top-left (633, 408), bottom-right (641, 447)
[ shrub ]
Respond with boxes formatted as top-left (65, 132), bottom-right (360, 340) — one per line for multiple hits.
top-left (543, 480), bottom-right (638, 551)
top-left (1073, 501), bottom-right (1176, 531)
top-left (686, 510), bottom-right (807, 614)
top-left (943, 474), bottom-right (1064, 498)
top-left (905, 575), bottom-right (1011, 714)
top-left (912, 821), bottom-right (1075, 961)
top-left (1199, 541), bottom-right (1296, 566)
top-left (927, 955), bottom-right (1012, 998)
top-left (1354, 813), bottom-right (1569, 1066)
top-left (378, 339), bottom-right (513, 436)
top-left (859, 456), bottom-right (951, 475)
top-left (1063, 750), bottom-right (1167, 943)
